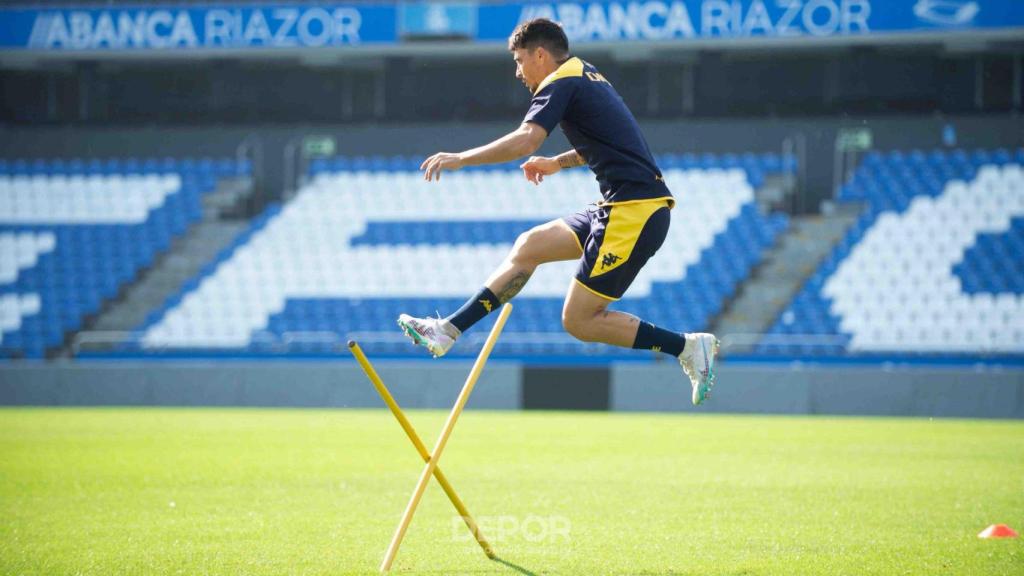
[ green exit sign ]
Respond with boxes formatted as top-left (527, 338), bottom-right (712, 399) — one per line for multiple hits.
top-left (303, 136), bottom-right (336, 157)
top-left (836, 128), bottom-right (872, 151)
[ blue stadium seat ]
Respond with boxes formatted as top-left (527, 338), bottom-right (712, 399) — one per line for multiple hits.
top-left (763, 147), bottom-right (1023, 358)
top-left (0, 157), bottom-right (245, 359)
top-left (124, 154), bottom-right (791, 359)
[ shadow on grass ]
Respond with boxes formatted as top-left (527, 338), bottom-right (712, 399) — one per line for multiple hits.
top-left (492, 556), bottom-right (540, 576)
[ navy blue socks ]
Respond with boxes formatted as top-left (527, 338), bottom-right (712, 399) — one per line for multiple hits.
top-left (446, 287), bottom-right (501, 333)
top-left (448, 290), bottom-right (684, 357)
top-left (632, 320), bottom-right (686, 357)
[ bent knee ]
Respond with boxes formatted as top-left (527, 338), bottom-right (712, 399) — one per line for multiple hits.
top-left (509, 227), bottom-right (547, 266)
top-left (562, 309), bottom-right (598, 342)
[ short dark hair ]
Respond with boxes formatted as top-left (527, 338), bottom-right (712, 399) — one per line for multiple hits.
top-left (507, 18), bottom-right (569, 57)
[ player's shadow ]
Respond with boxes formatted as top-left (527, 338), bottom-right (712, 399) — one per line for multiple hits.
top-left (492, 556), bottom-right (539, 576)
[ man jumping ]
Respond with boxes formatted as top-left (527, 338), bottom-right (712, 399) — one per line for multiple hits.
top-left (398, 18), bottom-right (719, 405)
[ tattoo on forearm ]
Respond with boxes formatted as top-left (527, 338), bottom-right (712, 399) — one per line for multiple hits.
top-left (496, 271), bottom-right (531, 303)
top-left (558, 152), bottom-right (585, 169)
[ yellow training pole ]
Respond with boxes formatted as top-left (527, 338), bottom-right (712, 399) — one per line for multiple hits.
top-left (379, 303), bottom-right (513, 572)
top-left (347, 340), bottom-right (496, 559)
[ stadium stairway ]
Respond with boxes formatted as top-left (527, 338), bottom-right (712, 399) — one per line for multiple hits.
top-left (67, 176), bottom-right (255, 356)
top-left (120, 152), bottom-right (795, 359)
top-left (713, 203), bottom-right (861, 354)
top-left (0, 157), bottom-right (254, 359)
top-left (760, 147), bottom-right (1024, 358)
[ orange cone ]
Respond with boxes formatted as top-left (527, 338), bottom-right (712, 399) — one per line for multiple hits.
top-left (978, 524), bottom-right (1019, 539)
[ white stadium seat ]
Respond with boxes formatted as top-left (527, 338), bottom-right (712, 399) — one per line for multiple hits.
top-left (143, 167), bottom-right (755, 348)
top-left (826, 164), bottom-right (1024, 353)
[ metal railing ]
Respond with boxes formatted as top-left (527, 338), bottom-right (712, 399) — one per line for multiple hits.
top-left (69, 329), bottom-right (852, 357)
top-left (721, 333), bottom-right (850, 348)
top-left (71, 331), bottom-right (140, 355)
top-left (235, 134), bottom-right (264, 214)
top-left (781, 132), bottom-right (808, 213)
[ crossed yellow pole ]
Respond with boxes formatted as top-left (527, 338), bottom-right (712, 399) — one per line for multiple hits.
top-left (348, 303), bottom-right (512, 572)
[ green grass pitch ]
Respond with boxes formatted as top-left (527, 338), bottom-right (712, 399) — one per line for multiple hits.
top-left (1, 407), bottom-right (1022, 575)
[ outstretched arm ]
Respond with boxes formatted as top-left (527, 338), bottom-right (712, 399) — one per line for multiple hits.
top-left (420, 122), bottom-right (548, 181)
top-left (520, 149), bottom-right (585, 185)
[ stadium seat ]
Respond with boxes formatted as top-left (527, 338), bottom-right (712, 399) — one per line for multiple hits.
top-left (763, 147), bottom-right (1024, 357)
top-left (0, 157), bottom-right (243, 359)
top-left (136, 153), bottom-right (790, 358)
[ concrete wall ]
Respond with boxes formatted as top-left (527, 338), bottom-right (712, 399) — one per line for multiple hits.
top-left (2, 361), bottom-right (1022, 419)
top-left (0, 361), bottom-right (519, 410)
top-left (611, 363), bottom-right (1024, 419)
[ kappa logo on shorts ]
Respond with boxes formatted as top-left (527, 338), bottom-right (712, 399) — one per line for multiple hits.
top-left (600, 252), bottom-right (621, 269)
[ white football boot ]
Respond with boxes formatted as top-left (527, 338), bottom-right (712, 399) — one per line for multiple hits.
top-left (397, 314), bottom-right (460, 358)
top-left (678, 333), bottom-right (720, 405)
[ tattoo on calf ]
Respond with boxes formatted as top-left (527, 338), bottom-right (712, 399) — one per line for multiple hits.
top-left (600, 310), bottom-right (639, 325)
top-left (497, 271), bottom-right (531, 303)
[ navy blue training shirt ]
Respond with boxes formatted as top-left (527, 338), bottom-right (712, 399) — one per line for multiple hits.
top-left (523, 57), bottom-right (672, 205)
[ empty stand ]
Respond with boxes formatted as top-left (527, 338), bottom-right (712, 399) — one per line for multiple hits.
top-left (0, 157), bottom-right (250, 358)
top-left (136, 153), bottom-right (790, 358)
top-left (762, 148), bottom-right (1024, 356)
